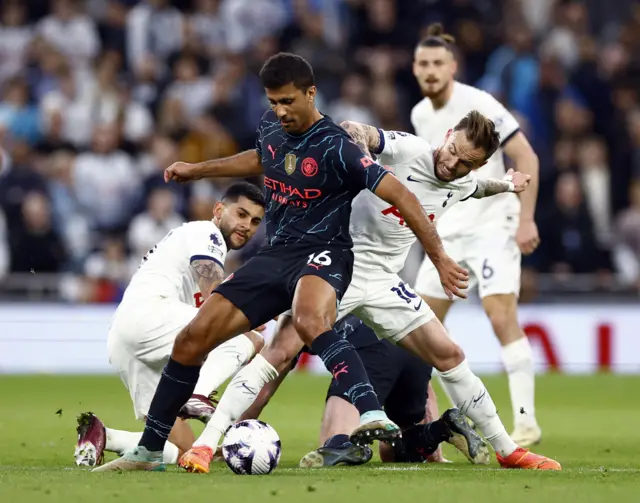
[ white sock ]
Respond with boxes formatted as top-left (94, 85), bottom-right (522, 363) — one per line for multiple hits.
top-left (194, 354), bottom-right (278, 449)
top-left (105, 428), bottom-right (179, 464)
top-left (439, 359), bottom-right (518, 457)
top-left (193, 334), bottom-right (257, 396)
top-left (501, 337), bottom-right (537, 429)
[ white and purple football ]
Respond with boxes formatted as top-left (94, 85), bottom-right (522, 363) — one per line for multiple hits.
top-left (222, 419), bottom-right (281, 475)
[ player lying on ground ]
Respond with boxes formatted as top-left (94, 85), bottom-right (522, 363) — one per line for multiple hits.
top-left (235, 316), bottom-right (490, 468)
top-left (178, 114), bottom-right (561, 472)
top-left (411, 24), bottom-right (543, 446)
top-left (95, 53), bottom-right (469, 473)
top-left (76, 183), bottom-right (265, 467)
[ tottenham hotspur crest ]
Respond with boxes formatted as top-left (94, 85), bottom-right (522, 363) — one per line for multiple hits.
top-left (210, 233), bottom-right (222, 246)
top-left (285, 153), bottom-right (297, 175)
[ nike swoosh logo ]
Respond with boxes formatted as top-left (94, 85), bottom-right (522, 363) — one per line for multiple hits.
top-left (407, 175), bottom-right (422, 183)
top-left (414, 299), bottom-right (423, 311)
top-left (472, 391), bottom-right (486, 404)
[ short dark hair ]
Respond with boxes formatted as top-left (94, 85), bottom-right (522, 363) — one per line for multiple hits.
top-left (453, 110), bottom-right (501, 161)
top-left (222, 182), bottom-right (265, 208)
top-left (259, 52), bottom-right (314, 91)
top-left (417, 23), bottom-right (456, 52)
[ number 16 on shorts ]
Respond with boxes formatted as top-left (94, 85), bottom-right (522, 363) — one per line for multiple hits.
top-left (307, 250), bottom-right (332, 270)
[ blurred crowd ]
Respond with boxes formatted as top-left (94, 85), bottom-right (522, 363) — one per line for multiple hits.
top-left (0, 0), bottom-right (639, 302)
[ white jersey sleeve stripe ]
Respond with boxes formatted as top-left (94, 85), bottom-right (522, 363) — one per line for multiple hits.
top-left (190, 254), bottom-right (223, 268)
top-left (500, 127), bottom-right (520, 147)
top-left (372, 128), bottom-right (385, 155)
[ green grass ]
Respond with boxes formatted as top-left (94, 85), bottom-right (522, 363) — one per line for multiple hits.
top-left (0, 373), bottom-right (638, 503)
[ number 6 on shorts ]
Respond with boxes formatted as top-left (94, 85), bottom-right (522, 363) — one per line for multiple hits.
top-left (482, 259), bottom-right (494, 280)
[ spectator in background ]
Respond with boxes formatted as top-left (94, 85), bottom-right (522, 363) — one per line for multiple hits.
top-left (72, 124), bottom-right (140, 232)
top-left (188, 0), bottom-right (227, 59)
top-left (614, 180), bottom-right (640, 290)
top-left (126, 0), bottom-right (184, 80)
top-left (37, 0), bottom-right (101, 80)
top-left (539, 172), bottom-right (610, 276)
top-left (83, 234), bottom-right (133, 302)
top-left (9, 191), bottom-right (66, 273)
top-left (0, 141), bottom-right (47, 234)
top-left (0, 208), bottom-right (9, 278)
top-left (327, 71), bottom-right (377, 126)
top-left (0, 77), bottom-right (41, 145)
top-left (127, 187), bottom-right (184, 260)
top-left (158, 54), bottom-right (214, 133)
top-left (47, 149), bottom-right (91, 267)
top-left (0, 1), bottom-right (34, 84)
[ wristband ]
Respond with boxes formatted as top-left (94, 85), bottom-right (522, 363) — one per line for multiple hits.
top-left (506, 181), bottom-right (515, 192)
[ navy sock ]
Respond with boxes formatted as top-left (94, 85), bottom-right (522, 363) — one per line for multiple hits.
top-left (138, 358), bottom-right (201, 452)
top-left (310, 330), bottom-right (381, 415)
top-left (324, 434), bottom-right (351, 449)
top-left (394, 420), bottom-right (451, 462)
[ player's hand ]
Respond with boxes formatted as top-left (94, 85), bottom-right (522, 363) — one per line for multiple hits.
top-left (164, 162), bottom-right (202, 184)
top-left (504, 168), bottom-right (531, 193)
top-left (435, 254), bottom-right (468, 300)
top-left (516, 219), bottom-right (540, 255)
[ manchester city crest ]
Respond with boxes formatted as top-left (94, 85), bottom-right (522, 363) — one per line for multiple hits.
top-left (285, 153), bottom-right (297, 175)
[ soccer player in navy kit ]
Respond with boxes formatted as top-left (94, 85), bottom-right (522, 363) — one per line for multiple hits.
top-left (95, 53), bottom-right (468, 473)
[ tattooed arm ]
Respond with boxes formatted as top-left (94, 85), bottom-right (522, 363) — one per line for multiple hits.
top-left (340, 121), bottom-right (381, 156)
top-left (472, 169), bottom-right (531, 199)
top-left (191, 259), bottom-right (225, 302)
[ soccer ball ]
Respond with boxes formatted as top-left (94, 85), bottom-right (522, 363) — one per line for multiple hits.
top-left (222, 419), bottom-right (281, 475)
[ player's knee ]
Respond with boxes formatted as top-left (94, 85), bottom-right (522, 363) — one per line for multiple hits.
top-left (434, 341), bottom-right (465, 371)
top-left (292, 313), bottom-right (331, 346)
top-left (261, 343), bottom-right (294, 373)
top-left (245, 330), bottom-right (265, 354)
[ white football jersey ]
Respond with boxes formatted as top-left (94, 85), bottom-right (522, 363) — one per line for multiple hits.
top-left (350, 129), bottom-right (477, 274)
top-left (411, 81), bottom-right (521, 238)
top-left (123, 220), bottom-right (228, 307)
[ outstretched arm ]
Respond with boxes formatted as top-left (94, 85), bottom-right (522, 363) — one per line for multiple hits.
top-left (191, 259), bottom-right (226, 303)
top-left (340, 121), bottom-right (381, 156)
top-left (471, 169), bottom-right (531, 199)
top-left (165, 150), bottom-right (263, 183)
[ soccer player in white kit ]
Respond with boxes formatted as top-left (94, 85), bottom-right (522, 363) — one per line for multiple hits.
top-left (410, 24), bottom-right (543, 446)
top-left (76, 183), bottom-right (266, 468)
top-left (178, 112), bottom-right (560, 472)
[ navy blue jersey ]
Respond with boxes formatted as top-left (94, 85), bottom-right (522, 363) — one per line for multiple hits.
top-left (256, 110), bottom-right (390, 249)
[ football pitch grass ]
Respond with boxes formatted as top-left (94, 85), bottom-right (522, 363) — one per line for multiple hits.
top-left (0, 373), bottom-right (638, 503)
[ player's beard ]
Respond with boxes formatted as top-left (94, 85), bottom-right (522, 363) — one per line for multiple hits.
top-left (421, 80), bottom-right (449, 100)
top-left (219, 220), bottom-right (246, 250)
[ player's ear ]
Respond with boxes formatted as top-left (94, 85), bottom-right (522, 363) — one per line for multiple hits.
top-left (445, 128), bottom-right (452, 140)
top-left (307, 86), bottom-right (316, 101)
top-left (212, 201), bottom-right (225, 220)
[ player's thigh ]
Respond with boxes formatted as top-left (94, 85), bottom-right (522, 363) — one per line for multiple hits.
top-left (355, 273), bottom-right (435, 342)
top-left (384, 350), bottom-right (433, 429)
top-left (291, 247), bottom-right (354, 342)
top-left (213, 253), bottom-right (292, 331)
top-left (414, 238), bottom-right (476, 300)
top-left (464, 229), bottom-right (521, 299)
top-left (318, 396), bottom-right (360, 446)
top-left (260, 314), bottom-right (306, 372)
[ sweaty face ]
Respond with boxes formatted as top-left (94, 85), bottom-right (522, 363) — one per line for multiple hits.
top-left (413, 46), bottom-right (456, 99)
top-left (266, 83), bottom-right (316, 134)
top-left (215, 196), bottom-right (264, 250)
top-left (434, 131), bottom-right (487, 182)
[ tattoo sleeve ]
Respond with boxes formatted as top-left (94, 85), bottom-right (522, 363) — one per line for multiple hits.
top-left (191, 259), bottom-right (225, 297)
top-left (472, 179), bottom-right (512, 199)
top-left (340, 121), bottom-right (381, 156)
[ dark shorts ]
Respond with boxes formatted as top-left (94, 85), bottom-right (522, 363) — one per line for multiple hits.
top-left (326, 322), bottom-right (433, 429)
top-left (215, 245), bottom-right (354, 329)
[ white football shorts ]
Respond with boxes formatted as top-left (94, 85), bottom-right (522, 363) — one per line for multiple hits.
top-left (336, 263), bottom-right (435, 343)
top-left (107, 296), bottom-right (198, 420)
top-left (414, 226), bottom-right (521, 300)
